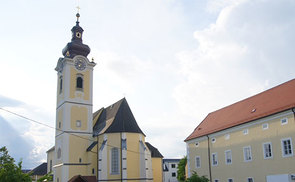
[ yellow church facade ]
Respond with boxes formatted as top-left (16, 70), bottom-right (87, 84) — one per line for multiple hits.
top-left (47, 13), bottom-right (163, 182)
top-left (185, 80), bottom-right (295, 182)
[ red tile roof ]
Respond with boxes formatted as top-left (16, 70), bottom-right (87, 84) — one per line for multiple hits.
top-left (185, 79), bottom-right (295, 141)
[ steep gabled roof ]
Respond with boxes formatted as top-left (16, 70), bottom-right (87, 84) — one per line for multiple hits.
top-left (93, 98), bottom-right (145, 136)
top-left (31, 162), bottom-right (47, 176)
top-left (185, 79), bottom-right (295, 141)
top-left (145, 142), bottom-right (163, 158)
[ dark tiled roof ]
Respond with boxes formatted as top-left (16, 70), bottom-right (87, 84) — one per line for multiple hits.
top-left (185, 79), bottom-right (295, 141)
top-left (93, 98), bottom-right (145, 136)
top-left (145, 142), bottom-right (163, 158)
top-left (31, 162), bottom-right (47, 175)
top-left (68, 175), bottom-right (97, 182)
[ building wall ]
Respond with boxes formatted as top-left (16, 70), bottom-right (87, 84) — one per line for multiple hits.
top-left (47, 149), bottom-right (54, 174)
top-left (163, 160), bottom-right (179, 182)
top-left (187, 109), bottom-right (295, 182)
top-left (152, 158), bottom-right (163, 182)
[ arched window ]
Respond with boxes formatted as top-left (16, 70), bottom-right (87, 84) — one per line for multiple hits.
top-left (59, 76), bottom-right (63, 94)
top-left (57, 148), bottom-right (61, 159)
top-left (76, 74), bottom-right (83, 91)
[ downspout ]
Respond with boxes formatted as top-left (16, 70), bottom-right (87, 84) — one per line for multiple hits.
top-left (206, 135), bottom-right (212, 182)
top-left (120, 133), bottom-right (123, 182)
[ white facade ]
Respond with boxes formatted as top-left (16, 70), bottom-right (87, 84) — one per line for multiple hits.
top-left (163, 159), bottom-right (180, 182)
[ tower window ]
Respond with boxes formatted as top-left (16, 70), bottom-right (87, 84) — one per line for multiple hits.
top-left (79, 158), bottom-right (82, 163)
top-left (76, 74), bottom-right (83, 91)
top-left (92, 168), bottom-right (95, 174)
top-left (59, 76), bottom-right (63, 94)
top-left (57, 148), bottom-right (61, 159)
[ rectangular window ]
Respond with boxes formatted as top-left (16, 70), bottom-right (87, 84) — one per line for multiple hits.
top-left (172, 172), bottom-right (176, 177)
top-left (243, 129), bottom-right (249, 135)
top-left (195, 156), bottom-right (201, 168)
top-left (171, 164), bottom-right (176, 168)
top-left (281, 138), bottom-right (293, 157)
top-left (263, 142), bottom-right (272, 159)
top-left (225, 150), bottom-right (232, 164)
top-left (228, 178), bottom-right (233, 182)
top-left (262, 123), bottom-right (268, 130)
top-left (243, 146), bottom-right (252, 162)
top-left (121, 139), bottom-right (127, 150)
top-left (281, 118), bottom-right (288, 125)
top-left (212, 153), bottom-right (218, 166)
top-left (111, 147), bottom-right (119, 174)
top-left (214, 180), bottom-right (219, 182)
top-left (248, 177), bottom-right (254, 182)
top-left (225, 134), bottom-right (230, 140)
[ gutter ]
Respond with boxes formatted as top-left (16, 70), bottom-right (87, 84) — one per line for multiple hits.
top-left (206, 135), bottom-right (212, 182)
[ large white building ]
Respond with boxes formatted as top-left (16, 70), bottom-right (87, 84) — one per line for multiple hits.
top-left (163, 159), bottom-right (180, 182)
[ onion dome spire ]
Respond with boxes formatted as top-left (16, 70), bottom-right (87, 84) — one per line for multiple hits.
top-left (62, 9), bottom-right (90, 58)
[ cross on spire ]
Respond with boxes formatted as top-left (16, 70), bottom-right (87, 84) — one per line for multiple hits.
top-left (76, 6), bottom-right (80, 22)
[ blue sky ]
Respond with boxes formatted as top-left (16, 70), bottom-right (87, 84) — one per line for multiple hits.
top-left (1, 0), bottom-right (295, 169)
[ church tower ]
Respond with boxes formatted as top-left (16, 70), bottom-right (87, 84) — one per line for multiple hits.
top-left (54, 12), bottom-right (96, 182)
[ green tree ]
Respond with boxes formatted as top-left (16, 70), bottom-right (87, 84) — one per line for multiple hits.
top-left (0, 146), bottom-right (32, 182)
top-left (37, 172), bottom-right (53, 182)
top-left (186, 172), bottom-right (209, 182)
top-left (177, 156), bottom-right (187, 182)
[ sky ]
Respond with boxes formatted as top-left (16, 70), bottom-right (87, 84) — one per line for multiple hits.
top-left (1, 0), bottom-right (295, 169)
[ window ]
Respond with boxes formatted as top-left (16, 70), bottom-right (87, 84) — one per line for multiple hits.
top-left (57, 148), bottom-right (61, 159)
top-left (76, 120), bottom-right (81, 127)
top-left (243, 146), bottom-right (252, 162)
top-left (212, 153), bottom-right (218, 166)
top-left (214, 180), bottom-right (219, 182)
top-left (225, 134), bottom-right (230, 140)
top-left (243, 129), bottom-right (249, 135)
top-left (211, 138), bottom-right (216, 143)
top-left (92, 168), bottom-right (95, 174)
top-left (50, 160), bottom-right (52, 172)
top-left (225, 150), bottom-right (232, 164)
top-left (281, 138), bottom-right (293, 157)
top-left (121, 139), bottom-right (127, 150)
top-left (263, 142), bottom-right (273, 159)
top-left (76, 74), bottom-right (83, 91)
top-left (57, 178), bottom-right (59, 182)
top-left (281, 118), bottom-right (288, 125)
top-left (228, 179), bottom-right (233, 182)
top-left (172, 172), bottom-right (176, 177)
top-left (111, 147), bottom-right (119, 174)
top-left (79, 158), bottom-right (82, 163)
top-left (171, 164), bottom-right (176, 168)
top-left (59, 76), bottom-right (63, 94)
top-left (248, 177), bottom-right (254, 182)
top-left (195, 156), bottom-right (201, 168)
top-left (195, 142), bottom-right (199, 147)
top-left (58, 121), bottom-right (61, 128)
top-left (262, 123), bottom-right (268, 130)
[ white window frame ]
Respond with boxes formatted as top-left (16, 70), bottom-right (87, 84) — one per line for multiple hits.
top-left (243, 129), bottom-right (249, 135)
top-left (195, 156), bottom-right (201, 168)
top-left (110, 147), bottom-right (120, 174)
top-left (211, 138), bottom-right (216, 143)
top-left (262, 123), bottom-right (268, 130)
top-left (247, 177), bottom-right (254, 182)
top-left (243, 146), bottom-right (252, 162)
top-left (281, 138), bottom-right (293, 157)
top-left (281, 118), bottom-right (288, 125)
top-left (195, 142), bottom-right (199, 147)
top-left (225, 150), bottom-right (232, 164)
top-left (263, 142), bottom-right (273, 159)
top-left (212, 153), bottom-right (218, 166)
top-left (225, 134), bottom-right (230, 140)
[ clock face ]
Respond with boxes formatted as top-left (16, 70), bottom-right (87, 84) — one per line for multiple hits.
top-left (76, 32), bottom-right (82, 38)
top-left (75, 59), bottom-right (86, 71)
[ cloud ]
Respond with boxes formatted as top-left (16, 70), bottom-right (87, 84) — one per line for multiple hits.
top-left (173, 0), bottom-right (295, 124)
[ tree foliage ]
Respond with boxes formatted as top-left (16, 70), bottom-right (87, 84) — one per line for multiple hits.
top-left (0, 146), bottom-right (32, 182)
top-left (37, 172), bottom-right (53, 182)
top-left (177, 156), bottom-right (187, 182)
top-left (186, 172), bottom-right (209, 182)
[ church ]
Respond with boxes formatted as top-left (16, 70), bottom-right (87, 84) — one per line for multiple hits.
top-left (46, 12), bottom-right (163, 182)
